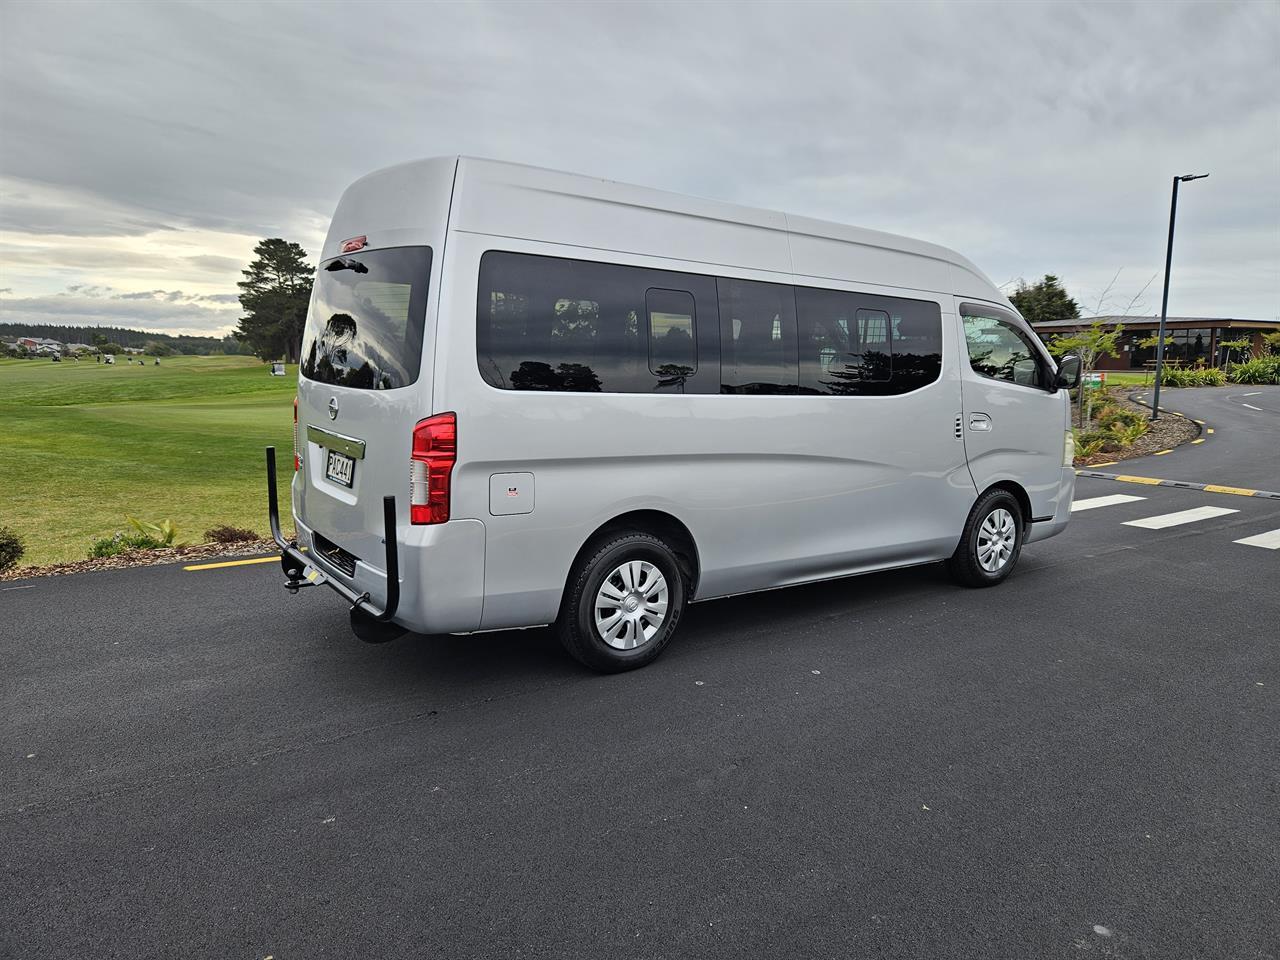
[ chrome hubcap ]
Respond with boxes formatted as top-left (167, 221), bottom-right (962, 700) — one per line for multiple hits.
top-left (977, 508), bottom-right (1017, 573)
top-left (594, 560), bottom-right (668, 650)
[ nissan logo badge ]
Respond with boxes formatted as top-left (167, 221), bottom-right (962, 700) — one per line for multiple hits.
top-left (327, 397), bottom-right (339, 421)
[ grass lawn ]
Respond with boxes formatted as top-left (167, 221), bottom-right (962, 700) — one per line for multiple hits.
top-left (1095, 371), bottom-right (1151, 387)
top-left (0, 355), bottom-right (295, 567)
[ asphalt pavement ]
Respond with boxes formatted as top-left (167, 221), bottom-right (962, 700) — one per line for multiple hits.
top-left (1123, 384), bottom-right (1280, 491)
top-left (3, 389), bottom-right (1278, 960)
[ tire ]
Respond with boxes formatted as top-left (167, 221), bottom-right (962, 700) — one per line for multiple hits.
top-left (947, 489), bottom-right (1025, 588)
top-left (557, 532), bottom-right (687, 673)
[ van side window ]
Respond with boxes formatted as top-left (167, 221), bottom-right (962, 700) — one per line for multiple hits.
top-left (962, 314), bottom-right (1047, 388)
top-left (718, 278), bottom-right (798, 394)
top-left (796, 287), bottom-right (942, 395)
top-left (646, 289), bottom-right (697, 383)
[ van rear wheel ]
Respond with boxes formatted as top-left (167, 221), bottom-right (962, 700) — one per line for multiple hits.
top-left (558, 532), bottom-right (686, 672)
top-left (947, 489), bottom-right (1024, 588)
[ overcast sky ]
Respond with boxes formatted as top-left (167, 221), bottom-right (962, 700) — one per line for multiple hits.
top-left (1, 0), bottom-right (1277, 337)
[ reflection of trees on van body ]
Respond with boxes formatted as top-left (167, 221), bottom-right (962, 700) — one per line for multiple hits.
top-left (968, 346), bottom-right (1034, 383)
top-left (821, 349), bottom-right (892, 392)
top-left (817, 351), bottom-right (942, 395)
top-left (324, 313), bottom-right (358, 343)
top-left (510, 361), bottom-right (603, 392)
top-left (652, 326), bottom-right (694, 373)
top-left (654, 363), bottom-right (694, 392)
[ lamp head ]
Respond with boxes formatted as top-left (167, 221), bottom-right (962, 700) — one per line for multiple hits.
top-left (1178, 173), bottom-right (1210, 182)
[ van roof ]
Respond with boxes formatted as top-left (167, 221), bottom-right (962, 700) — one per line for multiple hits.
top-left (343, 156), bottom-right (1012, 307)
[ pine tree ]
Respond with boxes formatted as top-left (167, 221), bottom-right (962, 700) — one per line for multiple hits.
top-left (235, 239), bottom-right (314, 361)
top-left (1009, 275), bottom-right (1081, 325)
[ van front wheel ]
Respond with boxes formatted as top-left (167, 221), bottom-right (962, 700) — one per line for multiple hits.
top-left (947, 489), bottom-right (1024, 588)
top-left (558, 532), bottom-right (686, 672)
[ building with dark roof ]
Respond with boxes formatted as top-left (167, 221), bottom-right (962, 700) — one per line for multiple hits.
top-left (1029, 316), bottom-right (1280, 370)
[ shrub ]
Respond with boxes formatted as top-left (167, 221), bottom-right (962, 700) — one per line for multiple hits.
top-left (125, 516), bottom-right (184, 546)
top-left (205, 525), bottom-right (259, 543)
top-left (1158, 367), bottom-right (1196, 387)
top-left (1160, 366), bottom-right (1226, 387)
top-left (1228, 356), bottom-right (1280, 385)
top-left (0, 526), bottom-right (26, 573)
top-left (1075, 429), bottom-right (1111, 457)
top-left (1110, 419), bottom-right (1150, 447)
top-left (89, 531), bottom-right (166, 558)
top-left (1199, 367), bottom-right (1227, 386)
top-left (1094, 405), bottom-right (1122, 427)
top-left (1096, 407), bottom-right (1145, 430)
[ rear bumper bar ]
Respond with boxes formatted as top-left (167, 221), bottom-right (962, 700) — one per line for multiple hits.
top-left (265, 446), bottom-right (400, 621)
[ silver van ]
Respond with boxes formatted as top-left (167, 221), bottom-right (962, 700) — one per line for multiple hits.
top-left (268, 157), bottom-right (1081, 672)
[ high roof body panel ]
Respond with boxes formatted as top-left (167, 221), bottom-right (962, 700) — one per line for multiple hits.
top-left (341, 156), bottom-right (1011, 306)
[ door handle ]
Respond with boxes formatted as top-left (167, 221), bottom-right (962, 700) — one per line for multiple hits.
top-left (968, 413), bottom-right (992, 432)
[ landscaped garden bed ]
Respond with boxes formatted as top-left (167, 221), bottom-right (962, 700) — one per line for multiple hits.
top-left (1071, 387), bottom-right (1198, 466)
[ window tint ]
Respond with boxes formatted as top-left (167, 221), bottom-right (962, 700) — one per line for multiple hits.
top-left (646, 288), bottom-right (696, 383)
top-left (718, 278), bottom-right (797, 394)
top-left (478, 252), bottom-right (717, 393)
top-left (301, 246), bottom-right (431, 390)
top-left (796, 287), bottom-right (943, 395)
top-left (962, 312), bottom-right (1047, 388)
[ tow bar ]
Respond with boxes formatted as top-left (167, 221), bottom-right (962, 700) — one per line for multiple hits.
top-left (265, 446), bottom-right (400, 622)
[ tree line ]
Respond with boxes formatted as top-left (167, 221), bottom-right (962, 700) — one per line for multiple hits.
top-left (0, 322), bottom-right (245, 356)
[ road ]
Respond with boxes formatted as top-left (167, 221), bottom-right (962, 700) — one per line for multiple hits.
top-left (1125, 384), bottom-right (1280, 491)
top-left (3, 388), bottom-right (1278, 960)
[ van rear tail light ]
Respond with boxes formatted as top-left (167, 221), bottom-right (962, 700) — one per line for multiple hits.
top-left (410, 412), bottom-right (456, 524)
top-left (293, 396), bottom-right (301, 471)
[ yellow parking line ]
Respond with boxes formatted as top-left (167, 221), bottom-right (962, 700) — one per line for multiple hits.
top-left (184, 556), bottom-right (278, 571)
top-left (1207, 428), bottom-right (1215, 434)
top-left (1204, 484), bottom-right (1258, 497)
top-left (1090, 461), bottom-right (1118, 467)
top-left (1194, 419), bottom-right (1206, 425)
top-left (1191, 438), bottom-right (1206, 444)
top-left (1113, 475), bottom-right (1164, 485)
top-left (1154, 450), bottom-right (1172, 456)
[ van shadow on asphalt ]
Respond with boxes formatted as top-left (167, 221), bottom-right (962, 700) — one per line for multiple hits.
top-left (336, 561), bottom-right (951, 691)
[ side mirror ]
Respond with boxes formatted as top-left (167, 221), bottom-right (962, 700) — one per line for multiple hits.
top-left (1055, 354), bottom-right (1082, 390)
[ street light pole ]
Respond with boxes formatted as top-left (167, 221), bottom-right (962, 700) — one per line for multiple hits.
top-left (1150, 173), bottom-right (1209, 421)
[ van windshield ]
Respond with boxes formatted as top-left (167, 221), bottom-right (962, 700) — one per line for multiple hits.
top-left (300, 246), bottom-right (432, 390)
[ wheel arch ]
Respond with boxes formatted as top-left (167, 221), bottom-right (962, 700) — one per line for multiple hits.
top-left (565, 509), bottom-right (702, 602)
top-left (982, 480), bottom-right (1033, 528)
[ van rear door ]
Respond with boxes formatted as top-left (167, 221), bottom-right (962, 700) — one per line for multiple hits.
top-left (295, 244), bottom-right (434, 566)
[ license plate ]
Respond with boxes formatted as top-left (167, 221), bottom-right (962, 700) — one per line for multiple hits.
top-left (325, 449), bottom-right (355, 487)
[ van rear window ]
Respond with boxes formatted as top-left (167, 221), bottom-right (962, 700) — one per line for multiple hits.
top-left (300, 246), bottom-right (432, 390)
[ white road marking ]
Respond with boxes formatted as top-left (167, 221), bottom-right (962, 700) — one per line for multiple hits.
top-left (1241, 392), bottom-right (1262, 397)
top-left (1124, 505), bottom-right (1239, 529)
top-left (1072, 494), bottom-right (1147, 512)
top-left (1241, 403), bottom-right (1262, 411)
top-left (1234, 529), bottom-right (1280, 550)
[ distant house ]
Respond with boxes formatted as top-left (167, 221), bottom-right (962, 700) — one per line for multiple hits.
top-left (16, 336), bottom-right (64, 355)
top-left (1029, 316), bottom-right (1280, 369)
top-left (65, 343), bottom-right (94, 353)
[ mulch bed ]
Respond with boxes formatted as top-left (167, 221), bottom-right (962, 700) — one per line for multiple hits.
top-left (1, 538), bottom-right (279, 582)
top-left (1072, 392), bottom-right (1199, 467)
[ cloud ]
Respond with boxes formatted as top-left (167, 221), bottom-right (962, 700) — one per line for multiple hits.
top-left (0, 0), bottom-right (1277, 328)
